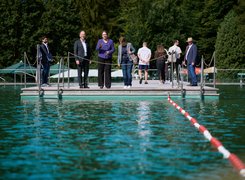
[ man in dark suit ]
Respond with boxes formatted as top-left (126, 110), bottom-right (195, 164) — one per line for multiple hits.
top-left (74, 30), bottom-right (91, 88)
top-left (38, 36), bottom-right (52, 87)
top-left (184, 37), bottom-right (198, 86)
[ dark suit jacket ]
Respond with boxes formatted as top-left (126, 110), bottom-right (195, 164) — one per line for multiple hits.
top-left (185, 43), bottom-right (197, 65)
top-left (74, 39), bottom-right (91, 62)
top-left (39, 43), bottom-right (50, 65)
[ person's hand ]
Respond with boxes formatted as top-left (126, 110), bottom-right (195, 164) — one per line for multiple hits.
top-left (89, 60), bottom-right (92, 64)
top-left (182, 61), bottom-right (186, 66)
top-left (76, 60), bottom-right (79, 65)
top-left (99, 44), bottom-right (102, 48)
top-left (118, 64), bottom-right (120, 67)
top-left (191, 62), bottom-right (194, 66)
top-left (106, 51), bottom-right (109, 55)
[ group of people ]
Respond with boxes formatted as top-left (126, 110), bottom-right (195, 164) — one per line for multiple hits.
top-left (74, 30), bottom-right (115, 89)
top-left (153, 38), bottom-right (198, 86)
top-left (135, 37), bottom-right (198, 87)
top-left (154, 40), bottom-right (182, 85)
top-left (38, 30), bottom-right (198, 88)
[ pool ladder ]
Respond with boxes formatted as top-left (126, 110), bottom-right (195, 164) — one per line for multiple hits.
top-left (178, 56), bottom-right (205, 99)
top-left (37, 57), bottom-right (64, 100)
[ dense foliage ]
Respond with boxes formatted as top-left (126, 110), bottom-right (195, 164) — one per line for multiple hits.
top-left (0, 0), bottom-right (243, 69)
top-left (215, 1), bottom-right (245, 69)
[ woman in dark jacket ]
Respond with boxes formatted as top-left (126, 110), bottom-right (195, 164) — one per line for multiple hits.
top-left (154, 44), bottom-right (168, 84)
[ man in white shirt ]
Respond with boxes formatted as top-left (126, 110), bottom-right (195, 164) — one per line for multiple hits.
top-left (168, 40), bottom-right (182, 83)
top-left (137, 42), bottom-right (151, 84)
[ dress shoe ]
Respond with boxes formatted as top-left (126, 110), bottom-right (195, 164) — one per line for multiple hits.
top-left (79, 86), bottom-right (84, 88)
top-left (139, 78), bottom-right (143, 84)
top-left (187, 84), bottom-right (198, 86)
top-left (99, 86), bottom-right (103, 89)
top-left (41, 83), bottom-right (51, 87)
top-left (84, 86), bottom-right (90, 88)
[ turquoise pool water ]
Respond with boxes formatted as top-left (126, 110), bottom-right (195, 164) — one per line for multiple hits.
top-left (0, 86), bottom-right (244, 179)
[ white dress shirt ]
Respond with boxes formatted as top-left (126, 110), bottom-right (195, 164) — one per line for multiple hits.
top-left (185, 44), bottom-right (193, 60)
top-left (81, 40), bottom-right (87, 57)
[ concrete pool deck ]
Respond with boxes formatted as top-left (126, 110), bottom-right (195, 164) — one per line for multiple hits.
top-left (20, 80), bottom-right (219, 100)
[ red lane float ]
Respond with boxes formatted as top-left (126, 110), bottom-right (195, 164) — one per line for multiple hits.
top-left (168, 95), bottom-right (245, 177)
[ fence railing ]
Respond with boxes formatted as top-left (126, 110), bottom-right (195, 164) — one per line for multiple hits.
top-left (1, 51), bottom-right (244, 89)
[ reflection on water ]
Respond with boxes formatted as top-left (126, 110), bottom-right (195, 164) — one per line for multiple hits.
top-left (136, 101), bottom-right (151, 138)
top-left (136, 101), bottom-right (152, 176)
top-left (0, 86), bottom-right (244, 179)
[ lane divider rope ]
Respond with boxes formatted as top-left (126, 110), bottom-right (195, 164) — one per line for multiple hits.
top-left (167, 95), bottom-right (245, 177)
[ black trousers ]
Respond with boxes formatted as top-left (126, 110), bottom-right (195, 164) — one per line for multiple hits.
top-left (41, 62), bottom-right (50, 84)
top-left (170, 59), bottom-right (181, 82)
top-left (156, 60), bottom-right (165, 81)
top-left (98, 57), bottom-right (112, 88)
top-left (77, 58), bottom-right (89, 87)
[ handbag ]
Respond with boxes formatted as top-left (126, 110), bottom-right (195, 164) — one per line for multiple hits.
top-left (127, 43), bottom-right (138, 64)
top-left (130, 54), bottom-right (138, 64)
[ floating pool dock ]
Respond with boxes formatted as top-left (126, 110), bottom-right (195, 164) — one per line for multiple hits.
top-left (20, 80), bottom-right (219, 100)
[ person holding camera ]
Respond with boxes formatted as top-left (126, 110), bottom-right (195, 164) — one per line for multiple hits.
top-left (168, 40), bottom-right (182, 83)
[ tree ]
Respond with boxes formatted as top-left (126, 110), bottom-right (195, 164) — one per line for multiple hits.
top-left (215, 8), bottom-right (245, 78)
top-left (76, 0), bottom-right (121, 48)
top-left (75, 0), bottom-right (122, 68)
top-left (119, 0), bottom-right (152, 49)
top-left (147, 0), bottom-right (188, 49)
top-left (0, 0), bottom-right (244, 70)
top-left (37, 0), bottom-right (81, 62)
top-left (197, 0), bottom-right (237, 62)
top-left (0, 0), bottom-right (22, 67)
top-left (19, 0), bottom-right (44, 65)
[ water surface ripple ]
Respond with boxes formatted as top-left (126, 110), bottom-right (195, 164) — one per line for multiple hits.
top-left (0, 86), bottom-right (244, 179)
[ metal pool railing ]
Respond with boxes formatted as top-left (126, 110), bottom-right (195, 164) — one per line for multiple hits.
top-left (0, 77), bottom-right (6, 87)
top-left (57, 57), bottom-right (65, 99)
top-left (167, 95), bottom-right (245, 177)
